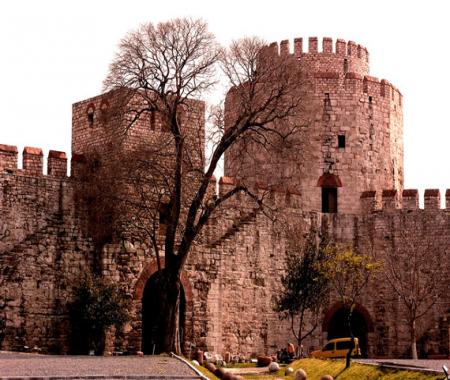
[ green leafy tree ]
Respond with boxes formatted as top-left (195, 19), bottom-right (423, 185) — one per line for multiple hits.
top-left (69, 275), bottom-right (131, 355)
top-left (325, 246), bottom-right (379, 368)
top-left (275, 227), bottom-right (331, 355)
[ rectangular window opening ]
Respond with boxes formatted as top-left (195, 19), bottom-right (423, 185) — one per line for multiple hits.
top-left (324, 93), bottom-right (332, 113)
top-left (87, 112), bottom-right (94, 125)
top-left (338, 135), bottom-right (346, 148)
top-left (322, 187), bottom-right (338, 213)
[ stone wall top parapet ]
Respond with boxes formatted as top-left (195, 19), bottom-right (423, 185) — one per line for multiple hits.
top-left (0, 144), bottom-right (18, 153)
top-left (0, 143), bottom-right (86, 178)
top-left (361, 189), bottom-right (449, 212)
top-left (267, 37), bottom-right (369, 61)
top-left (23, 146), bottom-right (43, 156)
top-left (260, 37), bottom-right (402, 103)
top-left (48, 150), bottom-right (67, 159)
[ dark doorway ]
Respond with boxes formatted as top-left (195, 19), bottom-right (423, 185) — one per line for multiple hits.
top-left (327, 307), bottom-right (369, 357)
top-left (322, 187), bottom-right (337, 213)
top-left (142, 271), bottom-right (186, 354)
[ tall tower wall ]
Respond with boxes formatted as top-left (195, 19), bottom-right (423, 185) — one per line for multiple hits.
top-left (224, 37), bottom-right (403, 214)
top-left (72, 89), bottom-right (205, 168)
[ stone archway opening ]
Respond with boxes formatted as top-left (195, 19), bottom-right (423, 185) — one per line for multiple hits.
top-left (141, 270), bottom-right (186, 355)
top-left (323, 304), bottom-right (373, 358)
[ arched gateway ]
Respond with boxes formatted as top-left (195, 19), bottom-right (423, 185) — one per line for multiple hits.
top-left (141, 271), bottom-right (186, 354)
top-left (134, 260), bottom-right (193, 354)
top-left (322, 303), bottom-right (374, 357)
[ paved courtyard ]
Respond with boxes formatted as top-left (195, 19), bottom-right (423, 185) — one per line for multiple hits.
top-left (0, 352), bottom-right (203, 379)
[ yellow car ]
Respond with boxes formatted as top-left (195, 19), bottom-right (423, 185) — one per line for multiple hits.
top-left (310, 337), bottom-right (361, 359)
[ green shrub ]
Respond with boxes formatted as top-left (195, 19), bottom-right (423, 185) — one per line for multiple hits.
top-left (69, 274), bottom-right (131, 354)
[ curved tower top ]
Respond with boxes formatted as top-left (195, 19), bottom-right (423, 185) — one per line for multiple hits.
top-left (224, 37), bottom-right (403, 214)
top-left (266, 36), bottom-right (369, 77)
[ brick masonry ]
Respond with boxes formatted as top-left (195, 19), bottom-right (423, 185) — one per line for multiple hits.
top-left (0, 36), bottom-right (448, 358)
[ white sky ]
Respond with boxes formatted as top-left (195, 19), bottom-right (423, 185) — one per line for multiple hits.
top-left (0, 0), bottom-right (449, 196)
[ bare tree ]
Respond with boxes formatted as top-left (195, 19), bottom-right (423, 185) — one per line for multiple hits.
top-left (100, 18), bottom-right (303, 353)
top-left (382, 220), bottom-right (446, 359)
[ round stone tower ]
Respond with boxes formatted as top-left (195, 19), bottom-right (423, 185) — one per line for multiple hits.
top-left (224, 37), bottom-right (403, 214)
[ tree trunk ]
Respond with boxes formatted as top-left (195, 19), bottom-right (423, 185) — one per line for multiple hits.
top-left (296, 334), bottom-right (302, 359)
top-left (296, 312), bottom-right (303, 358)
top-left (157, 270), bottom-right (182, 354)
top-left (411, 319), bottom-right (418, 359)
top-left (345, 306), bottom-right (355, 369)
top-left (173, 293), bottom-right (181, 354)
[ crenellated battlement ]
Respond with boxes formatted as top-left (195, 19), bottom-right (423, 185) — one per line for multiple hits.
top-left (0, 144), bottom-right (18, 172)
top-left (267, 37), bottom-right (369, 61)
top-left (227, 36), bottom-right (404, 215)
top-left (259, 37), bottom-right (402, 106)
top-left (0, 144), bottom-right (86, 179)
top-left (361, 189), bottom-right (450, 212)
top-left (262, 37), bottom-right (370, 78)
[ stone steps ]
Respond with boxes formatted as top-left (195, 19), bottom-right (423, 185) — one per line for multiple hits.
top-left (0, 216), bottom-right (68, 284)
top-left (208, 208), bottom-right (259, 249)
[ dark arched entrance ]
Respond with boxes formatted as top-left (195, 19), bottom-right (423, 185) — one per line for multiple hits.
top-left (317, 173), bottom-right (342, 213)
top-left (323, 304), bottom-right (374, 358)
top-left (141, 271), bottom-right (186, 354)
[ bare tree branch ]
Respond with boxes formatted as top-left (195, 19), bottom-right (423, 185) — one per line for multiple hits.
top-left (93, 18), bottom-right (306, 353)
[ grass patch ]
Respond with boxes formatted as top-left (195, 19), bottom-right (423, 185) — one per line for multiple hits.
top-left (238, 359), bottom-right (442, 380)
top-left (190, 361), bottom-right (220, 380)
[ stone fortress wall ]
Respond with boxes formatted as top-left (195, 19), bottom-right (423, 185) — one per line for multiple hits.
top-left (0, 145), bottom-right (94, 352)
top-left (0, 37), bottom-right (449, 358)
top-left (199, 186), bottom-right (450, 358)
